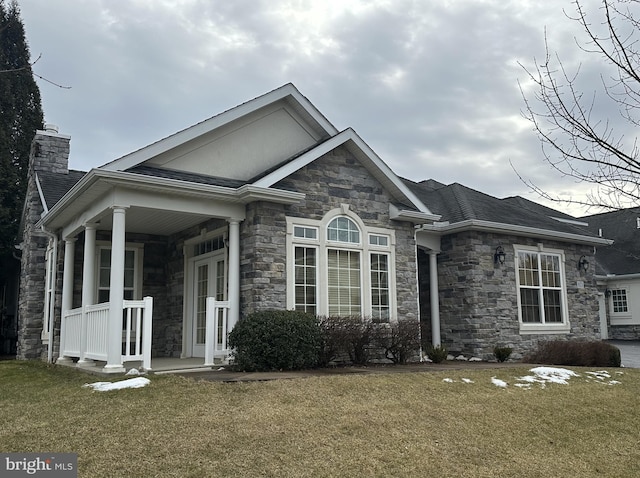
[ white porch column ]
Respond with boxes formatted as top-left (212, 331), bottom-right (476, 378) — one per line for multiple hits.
top-left (227, 219), bottom-right (241, 331)
top-left (104, 206), bottom-right (127, 373)
top-left (57, 237), bottom-right (76, 365)
top-left (429, 251), bottom-right (441, 347)
top-left (78, 224), bottom-right (97, 367)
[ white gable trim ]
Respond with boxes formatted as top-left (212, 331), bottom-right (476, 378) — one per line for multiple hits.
top-left (100, 84), bottom-right (338, 172)
top-left (35, 172), bottom-right (49, 213)
top-left (253, 128), bottom-right (438, 219)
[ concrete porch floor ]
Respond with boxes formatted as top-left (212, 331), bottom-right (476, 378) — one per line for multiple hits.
top-left (55, 357), bottom-right (225, 375)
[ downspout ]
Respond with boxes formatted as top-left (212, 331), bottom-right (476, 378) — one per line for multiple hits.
top-left (40, 226), bottom-right (58, 363)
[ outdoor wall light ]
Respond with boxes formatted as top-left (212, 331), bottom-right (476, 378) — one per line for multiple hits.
top-left (494, 245), bottom-right (506, 265)
top-left (578, 255), bottom-right (589, 272)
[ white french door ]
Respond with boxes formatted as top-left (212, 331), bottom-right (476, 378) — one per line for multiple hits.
top-left (190, 253), bottom-right (226, 357)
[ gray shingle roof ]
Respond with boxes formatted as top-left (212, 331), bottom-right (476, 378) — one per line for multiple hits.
top-left (581, 208), bottom-right (640, 275)
top-left (37, 170), bottom-right (86, 209)
top-left (403, 178), bottom-right (601, 239)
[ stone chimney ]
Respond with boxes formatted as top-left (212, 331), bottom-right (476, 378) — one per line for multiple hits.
top-left (29, 123), bottom-right (70, 175)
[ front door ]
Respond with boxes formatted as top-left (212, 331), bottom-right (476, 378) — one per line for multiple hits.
top-left (191, 253), bottom-right (226, 357)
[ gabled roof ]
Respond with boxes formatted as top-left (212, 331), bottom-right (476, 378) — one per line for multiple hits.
top-left (100, 83), bottom-right (338, 173)
top-left (582, 208), bottom-right (640, 275)
top-left (405, 179), bottom-right (610, 245)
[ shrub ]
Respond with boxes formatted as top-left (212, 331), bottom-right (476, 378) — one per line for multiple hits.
top-left (318, 316), bottom-right (375, 365)
top-left (524, 340), bottom-right (621, 367)
top-left (228, 310), bottom-right (323, 371)
top-left (494, 346), bottom-right (513, 363)
top-left (377, 320), bottom-right (421, 364)
top-left (426, 344), bottom-right (448, 363)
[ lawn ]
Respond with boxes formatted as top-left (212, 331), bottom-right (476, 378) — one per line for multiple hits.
top-left (1, 361), bottom-right (639, 477)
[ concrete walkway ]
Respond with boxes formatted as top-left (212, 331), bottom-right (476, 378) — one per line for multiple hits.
top-left (609, 341), bottom-right (640, 368)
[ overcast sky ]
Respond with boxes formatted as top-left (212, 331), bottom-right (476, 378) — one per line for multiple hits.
top-left (18, 0), bottom-right (627, 216)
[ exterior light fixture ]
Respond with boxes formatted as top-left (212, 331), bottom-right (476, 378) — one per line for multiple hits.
top-left (494, 245), bottom-right (506, 265)
top-left (578, 255), bottom-right (589, 272)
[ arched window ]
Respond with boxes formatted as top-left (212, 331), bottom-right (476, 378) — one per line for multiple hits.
top-left (327, 217), bottom-right (360, 243)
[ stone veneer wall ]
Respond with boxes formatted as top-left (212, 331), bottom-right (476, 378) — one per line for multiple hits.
top-left (17, 131), bottom-right (70, 360)
top-left (419, 230), bottom-right (600, 359)
top-left (608, 325), bottom-right (640, 340)
top-left (238, 145), bottom-right (420, 321)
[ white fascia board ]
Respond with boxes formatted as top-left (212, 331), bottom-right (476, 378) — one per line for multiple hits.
top-left (101, 84), bottom-right (338, 172)
top-left (254, 128), bottom-right (437, 217)
top-left (596, 273), bottom-right (640, 281)
top-left (419, 219), bottom-right (613, 246)
top-left (389, 204), bottom-right (440, 223)
top-left (34, 172), bottom-right (49, 213)
top-left (38, 169), bottom-right (305, 229)
top-left (550, 216), bottom-right (590, 227)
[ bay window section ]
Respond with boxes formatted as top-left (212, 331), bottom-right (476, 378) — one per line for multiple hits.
top-left (96, 246), bottom-right (142, 303)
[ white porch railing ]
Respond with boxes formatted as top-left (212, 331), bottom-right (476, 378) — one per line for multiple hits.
top-left (204, 298), bottom-right (230, 366)
top-left (60, 297), bottom-right (153, 371)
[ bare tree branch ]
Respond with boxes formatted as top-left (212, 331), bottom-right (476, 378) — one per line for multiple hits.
top-left (519, 0), bottom-right (640, 211)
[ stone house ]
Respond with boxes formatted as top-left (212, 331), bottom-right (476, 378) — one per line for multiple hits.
top-left (16, 84), bottom-right (611, 371)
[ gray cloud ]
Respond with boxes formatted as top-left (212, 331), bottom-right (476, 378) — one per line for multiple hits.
top-left (18, 0), bottom-right (630, 215)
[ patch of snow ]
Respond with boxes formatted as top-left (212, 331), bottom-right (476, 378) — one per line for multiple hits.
top-left (491, 377), bottom-right (508, 388)
top-left (125, 368), bottom-right (140, 376)
top-left (84, 377), bottom-right (151, 392)
top-left (528, 367), bottom-right (579, 385)
top-left (455, 355), bottom-right (468, 361)
top-left (468, 357), bottom-right (482, 362)
top-left (514, 383), bottom-right (531, 389)
top-left (443, 378), bottom-right (454, 383)
top-left (446, 354), bottom-right (455, 361)
top-left (217, 367), bottom-right (225, 371)
top-left (609, 380), bottom-right (621, 385)
top-left (586, 371), bottom-right (610, 380)
top-left (461, 378), bottom-right (474, 384)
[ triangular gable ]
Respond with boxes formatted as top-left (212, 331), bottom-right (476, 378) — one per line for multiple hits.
top-left (252, 128), bottom-right (438, 219)
top-left (100, 84), bottom-right (338, 178)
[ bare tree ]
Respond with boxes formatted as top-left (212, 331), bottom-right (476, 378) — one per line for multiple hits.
top-left (519, 0), bottom-right (640, 211)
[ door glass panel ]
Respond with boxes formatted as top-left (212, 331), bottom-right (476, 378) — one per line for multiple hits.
top-left (196, 264), bottom-right (208, 345)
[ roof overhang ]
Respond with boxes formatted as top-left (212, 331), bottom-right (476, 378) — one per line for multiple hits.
top-left (595, 273), bottom-right (640, 281)
top-left (38, 169), bottom-right (305, 237)
top-left (418, 219), bottom-right (613, 246)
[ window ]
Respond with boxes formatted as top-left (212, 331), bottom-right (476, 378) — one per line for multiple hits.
top-left (328, 249), bottom-right (361, 315)
top-left (370, 253), bottom-right (390, 322)
top-left (287, 209), bottom-right (396, 321)
top-left (611, 289), bottom-right (628, 313)
top-left (96, 245), bottom-right (143, 303)
top-left (515, 246), bottom-right (568, 333)
top-left (294, 246), bottom-right (317, 314)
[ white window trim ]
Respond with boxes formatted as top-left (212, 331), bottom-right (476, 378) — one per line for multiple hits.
top-left (514, 244), bottom-right (570, 335)
top-left (95, 241), bottom-right (144, 302)
top-left (286, 206), bottom-right (397, 321)
top-left (41, 242), bottom-right (57, 343)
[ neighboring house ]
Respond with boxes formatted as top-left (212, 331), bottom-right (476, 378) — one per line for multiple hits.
top-left (582, 208), bottom-right (640, 340)
top-left (16, 84), bottom-right (611, 372)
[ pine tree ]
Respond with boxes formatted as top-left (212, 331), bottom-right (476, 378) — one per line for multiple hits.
top-left (0, 0), bottom-right (44, 280)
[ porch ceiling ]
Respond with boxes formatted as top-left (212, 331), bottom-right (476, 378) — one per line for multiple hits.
top-left (95, 206), bottom-right (214, 236)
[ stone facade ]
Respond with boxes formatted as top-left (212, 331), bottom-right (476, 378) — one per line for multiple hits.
top-left (609, 324), bottom-right (640, 340)
top-left (17, 130), bottom-right (70, 359)
top-left (419, 230), bottom-right (600, 359)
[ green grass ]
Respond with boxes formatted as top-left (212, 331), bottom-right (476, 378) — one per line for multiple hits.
top-left (1, 361), bottom-right (640, 477)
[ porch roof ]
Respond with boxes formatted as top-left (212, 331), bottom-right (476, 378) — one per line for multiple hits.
top-left (37, 168), bottom-right (305, 238)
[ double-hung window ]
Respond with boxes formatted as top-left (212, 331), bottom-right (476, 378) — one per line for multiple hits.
top-left (288, 209), bottom-right (396, 322)
top-left (515, 246), bottom-right (569, 333)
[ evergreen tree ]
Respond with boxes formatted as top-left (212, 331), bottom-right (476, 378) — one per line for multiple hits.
top-left (0, 0), bottom-right (43, 280)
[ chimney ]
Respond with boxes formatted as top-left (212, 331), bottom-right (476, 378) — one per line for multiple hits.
top-left (29, 124), bottom-right (70, 175)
